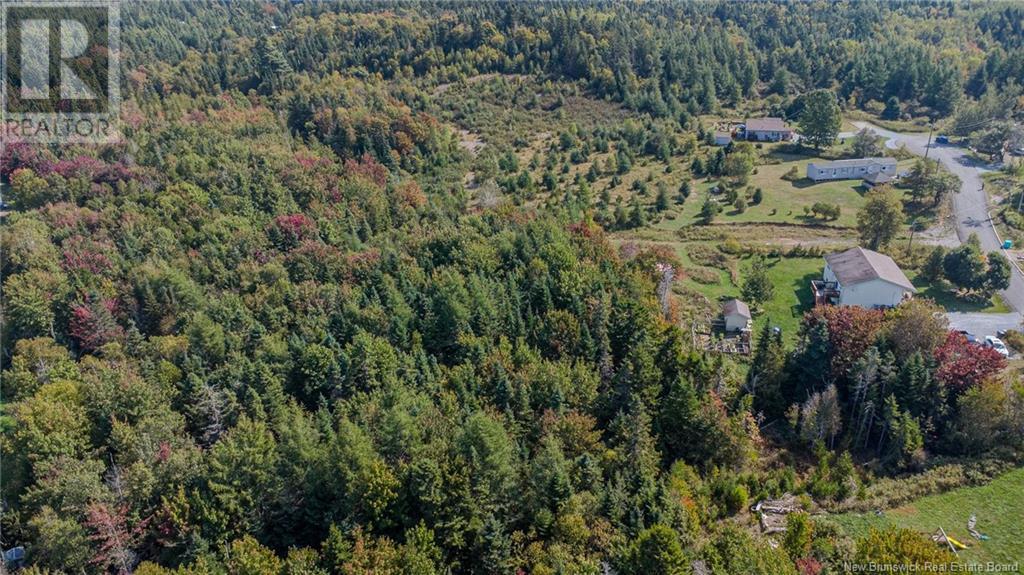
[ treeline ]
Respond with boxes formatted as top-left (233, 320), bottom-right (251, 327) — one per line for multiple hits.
top-left (121, 1), bottom-right (1022, 123)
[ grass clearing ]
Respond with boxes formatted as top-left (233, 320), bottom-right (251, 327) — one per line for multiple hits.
top-left (827, 467), bottom-right (1024, 564)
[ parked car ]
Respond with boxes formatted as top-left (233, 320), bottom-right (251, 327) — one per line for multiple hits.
top-left (984, 336), bottom-right (1010, 357)
top-left (957, 330), bottom-right (979, 344)
top-left (935, 135), bottom-right (949, 144)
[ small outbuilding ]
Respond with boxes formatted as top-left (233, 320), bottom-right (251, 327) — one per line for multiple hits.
top-left (722, 299), bottom-right (752, 332)
top-left (713, 131), bottom-right (732, 146)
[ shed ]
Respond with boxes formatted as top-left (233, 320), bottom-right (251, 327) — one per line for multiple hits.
top-left (713, 131), bottom-right (732, 146)
top-left (722, 299), bottom-right (752, 332)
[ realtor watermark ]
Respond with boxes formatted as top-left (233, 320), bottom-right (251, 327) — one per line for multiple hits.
top-left (843, 562), bottom-right (1019, 573)
top-left (2, 0), bottom-right (120, 144)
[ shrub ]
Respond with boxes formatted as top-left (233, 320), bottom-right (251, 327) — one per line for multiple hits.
top-left (783, 512), bottom-right (813, 559)
top-left (725, 484), bottom-right (749, 515)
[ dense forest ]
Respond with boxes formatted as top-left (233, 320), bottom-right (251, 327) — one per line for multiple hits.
top-left (2, 1), bottom-right (1024, 574)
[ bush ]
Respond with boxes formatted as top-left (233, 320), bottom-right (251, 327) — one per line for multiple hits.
top-left (783, 512), bottom-right (813, 559)
top-left (1002, 329), bottom-right (1024, 353)
top-left (783, 165), bottom-right (801, 181)
top-left (725, 484), bottom-right (749, 515)
top-left (688, 266), bottom-right (722, 284)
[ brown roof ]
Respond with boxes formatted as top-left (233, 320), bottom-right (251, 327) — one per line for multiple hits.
top-left (723, 299), bottom-right (751, 318)
top-left (745, 117), bottom-right (791, 132)
top-left (824, 247), bottom-right (916, 291)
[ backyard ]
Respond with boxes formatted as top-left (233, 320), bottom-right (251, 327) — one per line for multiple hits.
top-left (827, 467), bottom-right (1024, 564)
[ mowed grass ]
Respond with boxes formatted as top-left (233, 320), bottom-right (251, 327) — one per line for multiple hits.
top-left (828, 467), bottom-right (1024, 564)
top-left (673, 249), bottom-right (822, 344)
top-left (667, 161), bottom-right (868, 228)
top-left (909, 273), bottom-right (1011, 313)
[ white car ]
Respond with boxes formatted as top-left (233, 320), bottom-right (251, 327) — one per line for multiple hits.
top-left (984, 336), bottom-right (1010, 357)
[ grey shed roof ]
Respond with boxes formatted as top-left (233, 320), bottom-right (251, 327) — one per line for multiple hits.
top-left (723, 299), bottom-right (751, 318)
top-left (824, 247), bottom-right (916, 291)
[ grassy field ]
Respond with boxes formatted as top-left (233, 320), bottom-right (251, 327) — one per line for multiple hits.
top-left (910, 274), bottom-right (1012, 313)
top-left (828, 467), bottom-right (1024, 564)
top-left (669, 248), bottom-right (823, 344)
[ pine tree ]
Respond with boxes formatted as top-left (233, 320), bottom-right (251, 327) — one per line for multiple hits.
top-left (742, 256), bottom-right (774, 305)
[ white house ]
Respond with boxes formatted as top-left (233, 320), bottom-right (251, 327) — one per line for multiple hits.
top-left (811, 247), bottom-right (916, 308)
top-left (713, 131), bottom-right (732, 146)
top-left (744, 117), bottom-right (793, 142)
top-left (722, 299), bottom-right (752, 332)
top-left (806, 157), bottom-right (897, 182)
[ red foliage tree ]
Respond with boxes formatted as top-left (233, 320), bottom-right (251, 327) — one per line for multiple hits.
top-left (69, 297), bottom-right (123, 352)
top-left (269, 213), bottom-right (318, 250)
top-left (804, 305), bottom-right (886, 379)
top-left (796, 557), bottom-right (823, 575)
top-left (345, 152), bottom-right (389, 188)
top-left (934, 331), bottom-right (1006, 395)
top-left (84, 502), bottom-right (149, 574)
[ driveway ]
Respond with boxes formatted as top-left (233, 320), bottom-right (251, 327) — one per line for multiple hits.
top-left (946, 312), bottom-right (1022, 339)
top-left (853, 121), bottom-right (1024, 313)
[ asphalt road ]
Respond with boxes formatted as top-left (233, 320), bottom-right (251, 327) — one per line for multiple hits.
top-left (852, 121), bottom-right (1024, 314)
top-left (946, 312), bottom-right (1021, 341)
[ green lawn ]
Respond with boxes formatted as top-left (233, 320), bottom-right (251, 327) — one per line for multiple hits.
top-left (908, 273), bottom-right (1011, 313)
top-left (656, 152), bottom-right (917, 230)
top-left (668, 162), bottom-right (867, 228)
top-left (673, 251), bottom-right (823, 345)
top-left (828, 467), bottom-right (1024, 564)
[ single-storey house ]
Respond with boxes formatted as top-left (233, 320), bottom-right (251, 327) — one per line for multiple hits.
top-left (811, 247), bottom-right (916, 308)
top-left (722, 299), bottom-right (752, 332)
top-left (713, 131), bottom-right (732, 146)
top-left (806, 157), bottom-right (897, 182)
top-left (744, 117), bottom-right (793, 142)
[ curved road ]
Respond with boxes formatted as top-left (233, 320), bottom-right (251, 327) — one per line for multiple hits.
top-left (852, 121), bottom-right (1024, 314)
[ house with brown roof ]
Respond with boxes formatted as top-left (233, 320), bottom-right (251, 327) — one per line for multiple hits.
top-left (744, 117), bottom-right (793, 142)
top-left (811, 247), bottom-right (916, 308)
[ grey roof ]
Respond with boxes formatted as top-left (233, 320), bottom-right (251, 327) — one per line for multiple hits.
top-left (863, 171), bottom-right (895, 184)
top-left (745, 117), bottom-right (790, 132)
top-left (824, 247), bottom-right (916, 291)
top-left (714, 131), bottom-right (731, 138)
top-left (808, 157), bottom-right (897, 169)
top-left (723, 299), bottom-right (751, 318)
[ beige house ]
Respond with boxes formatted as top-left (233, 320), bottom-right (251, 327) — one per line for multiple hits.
top-left (744, 117), bottom-right (793, 141)
top-left (811, 247), bottom-right (916, 308)
top-left (806, 157), bottom-right (897, 182)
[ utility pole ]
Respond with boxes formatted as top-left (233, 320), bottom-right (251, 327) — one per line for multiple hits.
top-left (923, 121), bottom-right (935, 162)
top-left (907, 218), bottom-right (920, 251)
